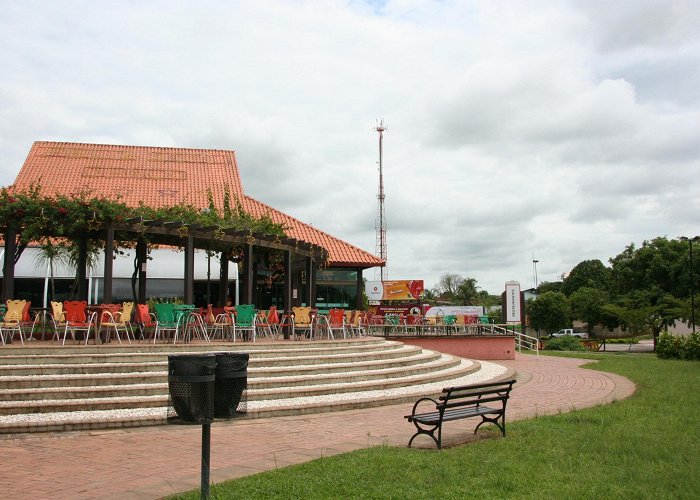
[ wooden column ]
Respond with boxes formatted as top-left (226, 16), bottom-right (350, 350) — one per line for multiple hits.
top-left (136, 240), bottom-right (147, 304)
top-left (2, 226), bottom-right (17, 301)
top-left (184, 235), bottom-right (194, 304)
top-left (77, 237), bottom-right (88, 300)
top-left (241, 244), bottom-right (254, 305)
top-left (282, 250), bottom-right (292, 340)
top-left (103, 225), bottom-right (114, 304)
top-left (283, 250), bottom-right (292, 313)
top-left (218, 251), bottom-right (229, 307)
top-left (305, 256), bottom-right (316, 308)
top-left (356, 268), bottom-right (364, 309)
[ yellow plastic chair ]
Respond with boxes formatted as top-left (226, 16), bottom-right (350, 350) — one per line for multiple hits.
top-left (291, 306), bottom-right (315, 340)
top-left (1, 300), bottom-right (27, 345)
top-left (99, 302), bottom-right (134, 344)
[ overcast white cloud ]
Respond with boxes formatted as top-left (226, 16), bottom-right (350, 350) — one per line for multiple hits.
top-left (1, 0), bottom-right (698, 294)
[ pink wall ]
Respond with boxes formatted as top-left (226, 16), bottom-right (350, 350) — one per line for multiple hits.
top-left (397, 335), bottom-right (515, 360)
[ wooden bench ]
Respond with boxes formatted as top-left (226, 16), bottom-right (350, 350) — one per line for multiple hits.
top-left (405, 379), bottom-right (516, 449)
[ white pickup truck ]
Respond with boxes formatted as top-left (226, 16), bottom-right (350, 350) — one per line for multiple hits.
top-left (551, 329), bottom-right (589, 339)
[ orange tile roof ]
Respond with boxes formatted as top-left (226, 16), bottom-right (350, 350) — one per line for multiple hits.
top-left (243, 196), bottom-right (382, 267)
top-left (11, 141), bottom-right (383, 268)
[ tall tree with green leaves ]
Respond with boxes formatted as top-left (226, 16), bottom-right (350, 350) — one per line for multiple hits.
top-left (562, 259), bottom-right (610, 296)
top-left (570, 286), bottom-right (608, 334)
top-left (456, 277), bottom-right (480, 305)
top-left (528, 291), bottom-right (571, 335)
top-left (608, 237), bottom-right (690, 298)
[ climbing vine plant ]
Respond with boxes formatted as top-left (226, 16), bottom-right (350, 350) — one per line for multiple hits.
top-left (0, 184), bottom-right (287, 260)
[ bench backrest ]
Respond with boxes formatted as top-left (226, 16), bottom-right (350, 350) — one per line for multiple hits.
top-left (438, 380), bottom-right (516, 411)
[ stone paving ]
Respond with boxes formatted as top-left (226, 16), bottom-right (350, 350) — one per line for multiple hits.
top-left (0, 353), bottom-right (635, 499)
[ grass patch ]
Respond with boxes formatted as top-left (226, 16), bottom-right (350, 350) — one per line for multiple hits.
top-left (171, 354), bottom-right (699, 499)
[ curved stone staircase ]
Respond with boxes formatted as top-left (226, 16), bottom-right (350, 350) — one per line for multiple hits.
top-left (0, 338), bottom-right (512, 434)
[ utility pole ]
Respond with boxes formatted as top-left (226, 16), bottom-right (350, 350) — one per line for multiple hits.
top-left (375, 120), bottom-right (387, 281)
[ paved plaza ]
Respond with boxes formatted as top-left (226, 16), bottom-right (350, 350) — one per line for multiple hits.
top-left (0, 353), bottom-right (635, 499)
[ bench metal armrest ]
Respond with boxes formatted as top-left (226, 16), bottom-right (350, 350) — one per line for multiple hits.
top-left (408, 396), bottom-right (439, 418)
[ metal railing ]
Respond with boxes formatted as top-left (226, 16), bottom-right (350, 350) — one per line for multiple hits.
top-left (515, 330), bottom-right (539, 354)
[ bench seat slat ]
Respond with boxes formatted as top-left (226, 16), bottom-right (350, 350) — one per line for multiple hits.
top-left (410, 405), bottom-right (500, 425)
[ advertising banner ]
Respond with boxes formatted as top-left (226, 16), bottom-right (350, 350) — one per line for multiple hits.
top-left (423, 305), bottom-right (484, 317)
top-left (365, 280), bottom-right (424, 301)
top-left (505, 281), bottom-right (521, 323)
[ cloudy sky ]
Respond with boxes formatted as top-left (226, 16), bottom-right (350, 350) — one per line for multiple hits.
top-left (1, 0), bottom-right (698, 294)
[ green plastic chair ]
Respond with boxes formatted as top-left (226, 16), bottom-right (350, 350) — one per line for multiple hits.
top-left (384, 314), bottom-right (404, 334)
top-left (233, 304), bottom-right (256, 342)
top-left (443, 315), bottom-right (457, 335)
top-left (173, 304), bottom-right (206, 343)
top-left (153, 303), bottom-right (178, 343)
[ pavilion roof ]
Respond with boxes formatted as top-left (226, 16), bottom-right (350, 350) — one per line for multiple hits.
top-left (11, 141), bottom-right (383, 268)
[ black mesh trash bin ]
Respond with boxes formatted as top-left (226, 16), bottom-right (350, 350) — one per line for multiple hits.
top-left (167, 353), bottom-right (216, 424)
top-left (214, 352), bottom-right (248, 419)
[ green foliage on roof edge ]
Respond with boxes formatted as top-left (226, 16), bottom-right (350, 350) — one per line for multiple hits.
top-left (0, 184), bottom-right (286, 249)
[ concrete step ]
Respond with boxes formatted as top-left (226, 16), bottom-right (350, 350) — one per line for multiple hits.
top-left (0, 338), bottom-right (385, 356)
top-left (0, 356), bottom-right (481, 415)
top-left (0, 363), bottom-right (516, 434)
top-left (0, 344), bottom-right (419, 377)
top-left (0, 352), bottom-right (456, 402)
top-left (0, 348), bottom-right (436, 391)
top-left (0, 338), bottom-right (511, 434)
top-left (0, 340), bottom-right (400, 365)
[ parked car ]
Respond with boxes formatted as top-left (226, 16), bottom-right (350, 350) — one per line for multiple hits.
top-left (551, 329), bottom-right (589, 339)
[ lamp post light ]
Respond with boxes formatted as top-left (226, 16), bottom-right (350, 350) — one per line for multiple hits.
top-left (680, 236), bottom-right (700, 333)
top-left (532, 259), bottom-right (539, 289)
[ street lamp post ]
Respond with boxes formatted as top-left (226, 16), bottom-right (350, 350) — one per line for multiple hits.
top-left (681, 236), bottom-right (699, 333)
top-left (532, 259), bottom-right (539, 289)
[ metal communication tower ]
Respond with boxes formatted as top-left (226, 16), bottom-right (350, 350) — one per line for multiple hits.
top-left (375, 120), bottom-right (387, 281)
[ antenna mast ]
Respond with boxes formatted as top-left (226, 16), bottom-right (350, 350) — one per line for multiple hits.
top-left (375, 120), bottom-right (387, 280)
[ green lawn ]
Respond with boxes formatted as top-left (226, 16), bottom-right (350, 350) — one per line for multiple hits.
top-left (172, 354), bottom-right (700, 499)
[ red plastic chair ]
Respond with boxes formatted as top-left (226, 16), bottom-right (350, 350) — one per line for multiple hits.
top-left (321, 308), bottom-right (346, 339)
top-left (266, 306), bottom-right (281, 338)
top-left (135, 304), bottom-right (157, 341)
top-left (62, 301), bottom-right (95, 345)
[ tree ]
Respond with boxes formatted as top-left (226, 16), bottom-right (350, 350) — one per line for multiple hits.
top-left (602, 291), bottom-right (687, 340)
top-left (608, 237), bottom-right (691, 298)
top-left (433, 273), bottom-right (485, 305)
top-left (33, 241), bottom-right (68, 302)
top-left (570, 286), bottom-right (608, 334)
top-left (435, 273), bottom-right (463, 303)
top-left (421, 288), bottom-right (437, 303)
top-left (455, 277), bottom-right (479, 305)
top-left (562, 259), bottom-right (610, 296)
top-left (476, 290), bottom-right (500, 308)
top-left (537, 281), bottom-right (564, 295)
top-left (528, 291), bottom-right (571, 335)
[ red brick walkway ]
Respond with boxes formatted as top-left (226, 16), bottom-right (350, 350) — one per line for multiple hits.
top-left (0, 354), bottom-right (635, 499)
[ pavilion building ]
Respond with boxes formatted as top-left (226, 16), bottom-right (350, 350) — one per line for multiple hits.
top-left (2, 141), bottom-right (383, 310)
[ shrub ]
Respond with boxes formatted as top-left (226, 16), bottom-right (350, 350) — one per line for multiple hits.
top-left (657, 332), bottom-right (700, 360)
top-left (604, 338), bottom-right (639, 344)
top-left (544, 336), bottom-right (587, 351)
